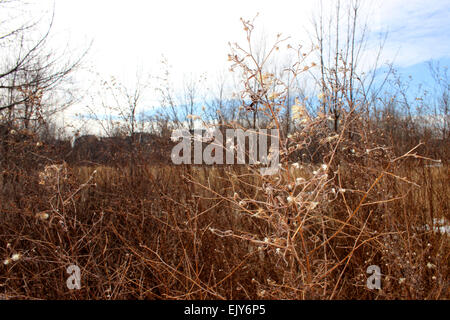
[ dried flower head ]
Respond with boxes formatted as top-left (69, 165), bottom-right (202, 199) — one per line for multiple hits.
top-left (11, 253), bottom-right (21, 261)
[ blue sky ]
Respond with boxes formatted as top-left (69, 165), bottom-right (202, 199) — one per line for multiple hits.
top-left (368, 0), bottom-right (449, 92)
top-left (395, 58), bottom-right (449, 90)
top-left (373, 0), bottom-right (450, 66)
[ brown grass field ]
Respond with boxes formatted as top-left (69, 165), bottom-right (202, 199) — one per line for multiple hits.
top-left (0, 158), bottom-right (448, 300)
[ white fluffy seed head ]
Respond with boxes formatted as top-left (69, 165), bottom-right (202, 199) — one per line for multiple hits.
top-left (11, 253), bottom-right (21, 261)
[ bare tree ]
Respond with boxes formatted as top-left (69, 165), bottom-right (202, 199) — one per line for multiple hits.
top-left (311, 0), bottom-right (389, 132)
top-left (86, 69), bottom-right (151, 140)
top-left (203, 70), bottom-right (241, 127)
top-left (156, 57), bottom-right (206, 133)
top-left (428, 61), bottom-right (449, 141)
top-left (0, 1), bottom-right (88, 135)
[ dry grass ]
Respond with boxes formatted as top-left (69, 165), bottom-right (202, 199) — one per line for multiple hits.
top-left (0, 159), bottom-right (447, 300)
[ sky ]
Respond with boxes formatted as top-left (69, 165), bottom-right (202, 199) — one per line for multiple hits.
top-left (24, 0), bottom-right (450, 134)
top-left (42, 0), bottom-right (450, 70)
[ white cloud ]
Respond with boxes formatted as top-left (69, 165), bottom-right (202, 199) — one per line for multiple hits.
top-left (30, 0), bottom-right (450, 76)
top-left (371, 0), bottom-right (450, 66)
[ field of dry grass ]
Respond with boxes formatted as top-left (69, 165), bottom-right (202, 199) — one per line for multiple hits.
top-left (0, 159), bottom-right (448, 300)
